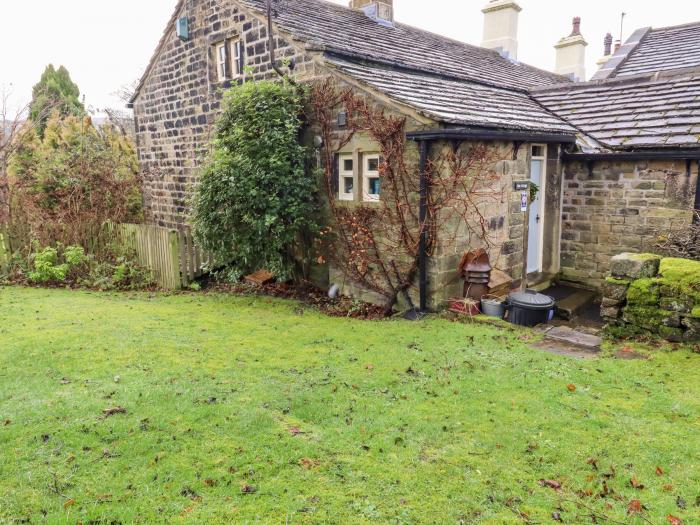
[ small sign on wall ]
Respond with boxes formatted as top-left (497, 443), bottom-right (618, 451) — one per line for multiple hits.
top-left (513, 181), bottom-right (530, 191)
top-left (521, 192), bottom-right (528, 212)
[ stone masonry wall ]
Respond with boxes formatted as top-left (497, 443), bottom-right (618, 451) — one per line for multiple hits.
top-left (602, 253), bottom-right (700, 342)
top-left (132, 0), bottom-right (318, 229)
top-left (132, 0), bottom-right (564, 310)
top-left (561, 159), bottom-right (698, 288)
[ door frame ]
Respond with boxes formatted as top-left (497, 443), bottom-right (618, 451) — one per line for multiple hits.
top-left (528, 144), bottom-right (547, 274)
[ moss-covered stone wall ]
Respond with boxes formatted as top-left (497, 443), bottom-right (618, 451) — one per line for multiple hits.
top-left (602, 253), bottom-right (700, 342)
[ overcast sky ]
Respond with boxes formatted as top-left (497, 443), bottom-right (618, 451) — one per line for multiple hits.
top-left (2, 0), bottom-right (700, 115)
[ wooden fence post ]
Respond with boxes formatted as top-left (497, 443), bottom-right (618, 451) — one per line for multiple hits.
top-left (0, 227), bottom-right (10, 270)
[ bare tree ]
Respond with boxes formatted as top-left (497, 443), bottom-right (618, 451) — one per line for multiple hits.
top-left (0, 86), bottom-right (30, 224)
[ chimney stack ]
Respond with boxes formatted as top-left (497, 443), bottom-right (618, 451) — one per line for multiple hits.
top-left (481, 0), bottom-right (522, 60)
top-left (554, 17), bottom-right (588, 82)
top-left (349, 0), bottom-right (393, 26)
top-left (603, 33), bottom-right (613, 56)
top-left (597, 33), bottom-right (614, 67)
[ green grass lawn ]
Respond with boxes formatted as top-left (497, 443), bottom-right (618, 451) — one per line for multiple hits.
top-left (1, 287), bottom-right (699, 524)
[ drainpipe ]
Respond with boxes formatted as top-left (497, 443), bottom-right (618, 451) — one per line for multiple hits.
top-left (695, 160), bottom-right (700, 224)
top-left (418, 140), bottom-right (429, 312)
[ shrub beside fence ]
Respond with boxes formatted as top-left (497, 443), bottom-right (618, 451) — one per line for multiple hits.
top-left (0, 223), bottom-right (211, 289)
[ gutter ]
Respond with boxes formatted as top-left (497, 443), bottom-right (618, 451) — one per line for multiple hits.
top-left (407, 128), bottom-right (576, 143)
top-left (562, 149), bottom-right (700, 161)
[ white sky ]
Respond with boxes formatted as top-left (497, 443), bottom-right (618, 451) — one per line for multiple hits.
top-left (2, 0), bottom-right (700, 115)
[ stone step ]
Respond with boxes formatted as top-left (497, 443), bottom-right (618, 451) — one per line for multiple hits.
top-left (543, 325), bottom-right (603, 350)
top-left (555, 289), bottom-right (598, 321)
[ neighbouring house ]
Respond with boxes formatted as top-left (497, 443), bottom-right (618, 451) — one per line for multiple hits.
top-left (128, 0), bottom-right (700, 308)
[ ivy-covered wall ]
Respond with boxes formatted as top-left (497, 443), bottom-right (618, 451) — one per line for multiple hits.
top-left (602, 253), bottom-right (700, 342)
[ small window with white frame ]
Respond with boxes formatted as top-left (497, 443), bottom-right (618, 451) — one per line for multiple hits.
top-left (339, 153), bottom-right (354, 201)
top-left (531, 145), bottom-right (545, 158)
top-left (215, 42), bottom-right (228, 81)
top-left (363, 153), bottom-right (381, 201)
top-left (230, 38), bottom-right (242, 77)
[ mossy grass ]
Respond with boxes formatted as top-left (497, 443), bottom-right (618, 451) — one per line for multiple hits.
top-left (1, 287), bottom-right (699, 524)
top-left (626, 278), bottom-right (661, 306)
top-left (658, 258), bottom-right (700, 302)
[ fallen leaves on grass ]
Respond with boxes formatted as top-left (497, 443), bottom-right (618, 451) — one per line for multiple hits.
top-left (630, 475), bottom-right (645, 489)
top-left (180, 486), bottom-right (201, 501)
top-left (627, 499), bottom-right (643, 514)
top-left (241, 484), bottom-right (257, 494)
top-left (656, 466), bottom-right (665, 476)
top-left (299, 458), bottom-right (320, 470)
top-left (538, 479), bottom-right (562, 491)
top-left (63, 499), bottom-right (76, 509)
top-left (102, 407), bottom-right (127, 417)
top-left (566, 384), bottom-right (576, 392)
top-left (667, 515), bottom-right (683, 525)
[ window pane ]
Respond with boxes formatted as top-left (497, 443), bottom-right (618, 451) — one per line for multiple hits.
top-left (368, 177), bottom-right (380, 195)
top-left (343, 159), bottom-right (353, 171)
top-left (343, 177), bottom-right (354, 193)
top-left (367, 158), bottom-right (379, 172)
top-left (532, 145), bottom-right (544, 157)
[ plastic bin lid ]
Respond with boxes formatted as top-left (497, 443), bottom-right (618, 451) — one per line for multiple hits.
top-left (508, 290), bottom-right (555, 309)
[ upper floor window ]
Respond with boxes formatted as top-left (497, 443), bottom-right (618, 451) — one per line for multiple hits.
top-left (215, 37), bottom-right (243, 82)
top-left (216, 42), bottom-right (228, 81)
top-left (231, 39), bottom-right (243, 77)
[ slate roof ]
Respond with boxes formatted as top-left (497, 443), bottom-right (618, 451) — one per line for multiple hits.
top-left (239, 0), bottom-right (569, 92)
top-left (532, 73), bottom-right (700, 150)
top-left (327, 55), bottom-right (574, 134)
top-left (593, 22), bottom-right (700, 81)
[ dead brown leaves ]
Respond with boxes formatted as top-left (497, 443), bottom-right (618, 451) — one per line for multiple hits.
top-left (538, 479), bottom-right (562, 491)
top-left (102, 406), bottom-right (127, 417)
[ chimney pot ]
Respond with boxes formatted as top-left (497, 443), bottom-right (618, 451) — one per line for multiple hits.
top-left (571, 17), bottom-right (582, 36)
top-left (614, 39), bottom-right (622, 52)
top-left (603, 33), bottom-right (613, 56)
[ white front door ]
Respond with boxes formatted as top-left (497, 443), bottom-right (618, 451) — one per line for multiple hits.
top-left (527, 145), bottom-right (546, 274)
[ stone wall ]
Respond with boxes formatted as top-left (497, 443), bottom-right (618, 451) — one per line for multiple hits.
top-left (560, 159), bottom-right (697, 287)
top-left (131, 0), bottom-right (317, 229)
top-left (602, 253), bottom-right (700, 342)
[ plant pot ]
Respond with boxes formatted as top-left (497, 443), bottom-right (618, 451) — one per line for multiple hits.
top-left (480, 297), bottom-right (505, 319)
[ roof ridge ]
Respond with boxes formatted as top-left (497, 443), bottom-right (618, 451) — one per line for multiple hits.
top-left (650, 20), bottom-right (700, 32)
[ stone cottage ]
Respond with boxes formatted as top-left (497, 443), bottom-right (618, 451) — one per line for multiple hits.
top-left (128, 0), bottom-right (700, 308)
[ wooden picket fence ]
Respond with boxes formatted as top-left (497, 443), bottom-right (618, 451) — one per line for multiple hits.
top-left (0, 223), bottom-right (212, 289)
top-left (0, 226), bottom-right (11, 271)
top-left (112, 223), bottom-right (212, 289)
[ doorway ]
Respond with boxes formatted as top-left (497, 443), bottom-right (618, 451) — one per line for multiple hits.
top-left (527, 144), bottom-right (547, 274)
